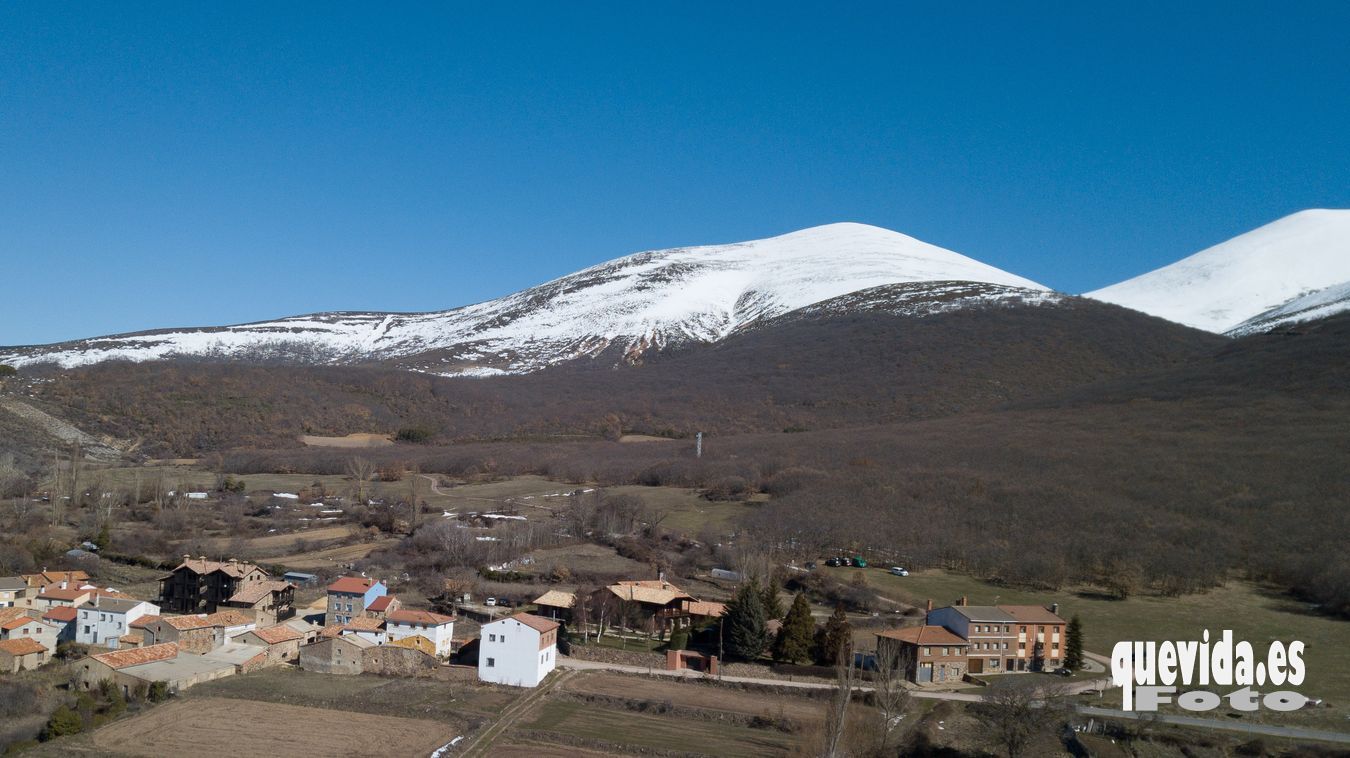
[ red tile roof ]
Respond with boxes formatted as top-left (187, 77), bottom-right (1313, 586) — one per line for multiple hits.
top-left (327, 576), bottom-right (380, 594)
top-left (43, 606), bottom-right (78, 622)
top-left (0, 638), bottom-right (47, 656)
top-left (876, 625), bottom-right (969, 646)
top-left (506, 612), bottom-right (560, 634)
top-left (0, 617), bottom-right (39, 631)
top-left (367, 595), bottom-right (397, 612)
top-left (20, 570), bottom-right (90, 588)
top-left (168, 558), bottom-right (261, 579)
top-left (129, 615), bottom-right (159, 629)
top-left (227, 580), bottom-right (294, 605)
top-left (203, 610), bottom-right (253, 627)
top-left (386, 609), bottom-right (453, 627)
top-left (249, 625), bottom-right (305, 644)
top-left (91, 642), bottom-right (178, 669)
top-left (998, 605), bottom-right (1066, 625)
top-left (36, 587), bottom-right (89, 602)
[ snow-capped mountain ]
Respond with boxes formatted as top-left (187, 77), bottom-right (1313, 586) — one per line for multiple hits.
top-left (1086, 209), bottom-right (1350, 335)
top-left (0, 222), bottom-right (1051, 375)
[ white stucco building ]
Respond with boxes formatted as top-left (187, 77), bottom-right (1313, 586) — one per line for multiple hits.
top-left (76, 597), bottom-right (159, 649)
top-left (477, 612), bottom-right (559, 688)
top-left (384, 609), bottom-right (455, 657)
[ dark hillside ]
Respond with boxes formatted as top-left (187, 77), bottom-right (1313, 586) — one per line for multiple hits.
top-left (26, 297), bottom-right (1221, 456)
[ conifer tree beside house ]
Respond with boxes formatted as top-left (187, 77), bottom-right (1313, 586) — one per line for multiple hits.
top-left (772, 593), bottom-right (816, 663)
top-left (1065, 614), bottom-right (1085, 670)
top-left (722, 580), bottom-right (770, 661)
top-left (814, 604), bottom-right (853, 665)
top-left (761, 580), bottom-right (784, 620)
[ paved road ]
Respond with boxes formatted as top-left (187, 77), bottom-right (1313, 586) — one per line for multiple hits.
top-left (1075, 705), bottom-right (1350, 745)
top-left (559, 659), bottom-right (1350, 745)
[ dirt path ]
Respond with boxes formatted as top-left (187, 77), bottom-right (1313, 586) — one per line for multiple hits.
top-left (459, 669), bottom-right (575, 757)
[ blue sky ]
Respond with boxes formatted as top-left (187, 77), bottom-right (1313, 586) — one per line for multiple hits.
top-left (2, 3), bottom-right (1348, 345)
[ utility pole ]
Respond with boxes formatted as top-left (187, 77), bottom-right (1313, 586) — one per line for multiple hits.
top-left (695, 431), bottom-right (703, 459)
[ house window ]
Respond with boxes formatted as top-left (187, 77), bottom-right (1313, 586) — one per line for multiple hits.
top-left (923, 646), bottom-right (931, 656)
top-left (486, 657), bottom-right (495, 667)
top-left (489, 634), bottom-right (496, 642)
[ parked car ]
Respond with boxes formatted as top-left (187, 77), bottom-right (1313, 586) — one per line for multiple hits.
top-left (889, 566), bottom-right (909, 576)
top-left (485, 597), bottom-right (497, 607)
top-left (850, 556), bottom-right (867, 568)
top-left (825, 557), bottom-right (842, 567)
top-left (1053, 667), bottom-right (1072, 677)
top-left (805, 561), bottom-right (817, 570)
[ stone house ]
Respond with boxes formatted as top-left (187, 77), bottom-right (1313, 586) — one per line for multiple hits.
top-left (158, 557), bottom-right (268, 615)
top-left (876, 625), bottom-right (969, 684)
top-left (0, 637), bottom-right (48, 673)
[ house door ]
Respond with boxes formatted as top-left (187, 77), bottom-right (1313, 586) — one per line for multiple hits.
top-left (918, 663), bottom-right (932, 683)
top-left (969, 657), bottom-right (984, 674)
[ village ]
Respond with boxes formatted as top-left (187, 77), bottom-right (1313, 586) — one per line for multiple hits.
top-left (0, 550), bottom-right (1106, 755)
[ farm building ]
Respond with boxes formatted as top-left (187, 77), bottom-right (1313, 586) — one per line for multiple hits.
top-left (0, 637), bottom-right (48, 673)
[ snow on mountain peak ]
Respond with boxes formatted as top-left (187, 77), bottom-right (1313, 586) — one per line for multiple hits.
top-left (1, 222), bottom-right (1050, 374)
top-left (1086, 209), bottom-right (1350, 334)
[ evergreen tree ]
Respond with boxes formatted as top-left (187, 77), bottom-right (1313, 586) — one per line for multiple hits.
top-left (668, 626), bottom-right (689, 651)
top-left (1065, 615), bottom-right (1084, 671)
top-left (722, 581), bottom-right (769, 661)
top-left (760, 581), bottom-right (784, 620)
top-left (814, 604), bottom-right (853, 665)
top-left (42, 706), bottom-right (83, 739)
top-left (772, 593), bottom-right (815, 663)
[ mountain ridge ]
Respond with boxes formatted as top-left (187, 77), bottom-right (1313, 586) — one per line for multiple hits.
top-left (0, 222), bottom-right (1051, 374)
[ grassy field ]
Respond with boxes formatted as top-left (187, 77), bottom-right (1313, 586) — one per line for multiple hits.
top-left (604, 483), bottom-right (756, 533)
top-left (79, 697), bottom-right (456, 757)
top-left (830, 567), bottom-right (1350, 706)
top-left (519, 699), bottom-right (798, 757)
top-left (187, 665), bottom-right (516, 720)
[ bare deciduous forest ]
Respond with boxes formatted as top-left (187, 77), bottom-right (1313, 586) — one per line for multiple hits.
top-left (4, 306), bottom-right (1347, 615)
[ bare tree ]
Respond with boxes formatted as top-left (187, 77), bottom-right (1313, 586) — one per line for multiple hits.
top-left (975, 677), bottom-right (1069, 758)
top-left (870, 640), bottom-right (913, 752)
top-left (345, 456), bottom-right (375, 504)
top-left (822, 654), bottom-right (858, 758)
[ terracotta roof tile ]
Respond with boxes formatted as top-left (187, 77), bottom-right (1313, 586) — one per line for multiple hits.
top-left (169, 558), bottom-right (261, 579)
top-left (997, 605), bottom-right (1066, 624)
top-left (91, 642), bottom-right (178, 669)
top-left (0, 617), bottom-right (38, 630)
top-left (36, 587), bottom-right (89, 602)
top-left (532, 590), bottom-right (576, 608)
top-left (876, 625), bottom-right (969, 646)
top-left (129, 615), bottom-right (159, 629)
top-left (505, 612), bottom-right (560, 634)
top-left (249, 625), bottom-right (305, 644)
top-left (367, 595), bottom-right (397, 612)
top-left (0, 638), bottom-right (47, 656)
top-left (327, 576), bottom-right (380, 594)
top-left (203, 610), bottom-right (253, 627)
top-left (227, 580), bottom-right (293, 605)
top-left (43, 606), bottom-right (78, 622)
top-left (386, 609), bottom-right (453, 626)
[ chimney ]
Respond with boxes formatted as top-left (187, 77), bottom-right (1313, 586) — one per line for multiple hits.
top-left (59, 581), bottom-right (68, 590)
top-left (229, 558), bottom-right (238, 565)
top-left (959, 595), bottom-right (968, 607)
top-left (1050, 603), bottom-right (1059, 616)
top-left (925, 598), bottom-right (933, 612)
top-left (183, 554), bottom-right (191, 564)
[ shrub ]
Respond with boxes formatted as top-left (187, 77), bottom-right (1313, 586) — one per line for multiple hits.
top-left (40, 706), bottom-right (82, 740)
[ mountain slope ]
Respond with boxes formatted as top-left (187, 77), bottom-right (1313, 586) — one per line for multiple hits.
top-left (19, 293), bottom-right (1221, 456)
top-left (1085, 209), bottom-right (1350, 334)
top-left (0, 222), bottom-right (1048, 375)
